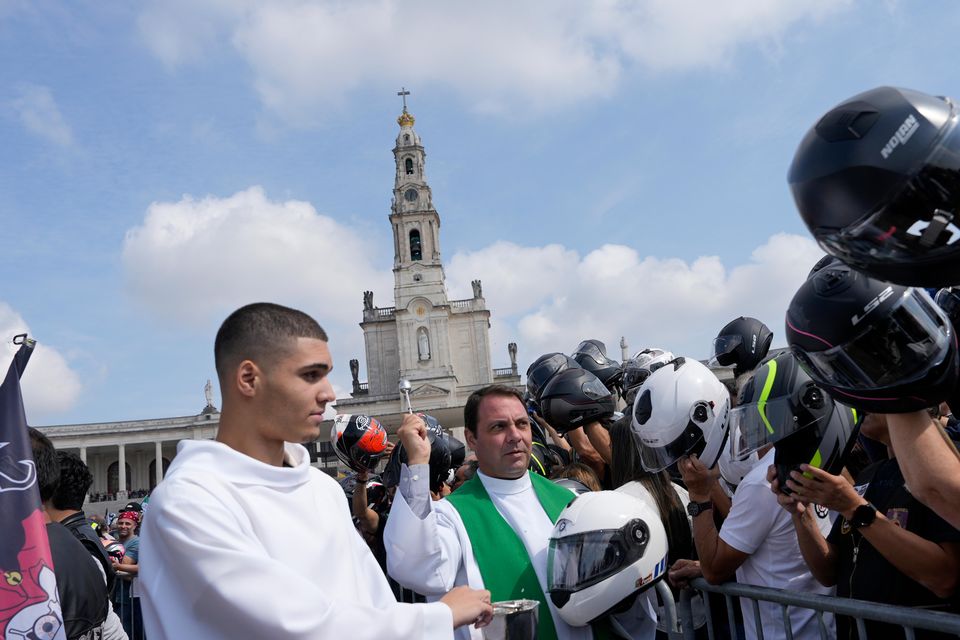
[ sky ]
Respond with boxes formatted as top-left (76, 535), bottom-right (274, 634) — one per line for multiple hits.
top-left (2, 0), bottom-right (959, 426)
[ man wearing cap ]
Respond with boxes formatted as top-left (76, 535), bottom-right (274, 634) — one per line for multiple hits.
top-left (113, 508), bottom-right (143, 640)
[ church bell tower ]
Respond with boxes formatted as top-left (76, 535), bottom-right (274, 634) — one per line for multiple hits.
top-left (391, 92), bottom-right (448, 310)
top-left (339, 89), bottom-right (515, 419)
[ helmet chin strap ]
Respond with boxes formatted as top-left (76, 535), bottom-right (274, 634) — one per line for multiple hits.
top-left (917, 209), bottom-right (956, 247)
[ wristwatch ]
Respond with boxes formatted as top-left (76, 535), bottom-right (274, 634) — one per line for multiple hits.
top-left (850, 502), bottom-right (878, 529)
top-left (687, 500), bottom-right (713, 518)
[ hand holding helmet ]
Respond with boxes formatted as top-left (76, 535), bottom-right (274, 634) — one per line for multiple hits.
top-left (397, 413), bottom-right (432, 466)
top-left (630, 357), bottom-right (730, 472)
top-left (729, 352), bottom-right (859, 494)
top-left (382, 413), bottom-right (453, 493)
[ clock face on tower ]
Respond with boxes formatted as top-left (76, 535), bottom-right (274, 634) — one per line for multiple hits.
top-left (404, 188), bottom-right (418, 202)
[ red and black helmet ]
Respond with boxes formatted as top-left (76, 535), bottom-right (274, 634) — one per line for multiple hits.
top-left (331, 414), bottom-right (388, 473)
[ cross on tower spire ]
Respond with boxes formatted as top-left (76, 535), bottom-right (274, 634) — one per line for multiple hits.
top-left (397, 87), bottom-right (410, 112)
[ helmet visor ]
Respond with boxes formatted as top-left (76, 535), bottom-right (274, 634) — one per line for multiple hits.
top-left (548, 522), bottom-right (648, 593)
top-left (633, 403), bottom-right (717, 472)
top-left (729, 392), bottom-right (831, 461)
top-left (798, 289), bottom-right (949, 389)
top-left (817, 110), bottom-right (960, 267)
top-left (573, 340), bottom-right (607, 365)
top-left (528, 353), bottom-right (572, 398)
top-left (936, 287), bottom-right (960, 323)
top-left (713, 335), bottom-right (742, 358)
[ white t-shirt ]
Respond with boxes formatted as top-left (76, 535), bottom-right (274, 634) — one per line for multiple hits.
top-left (719, 449), bottom-right (835, 640)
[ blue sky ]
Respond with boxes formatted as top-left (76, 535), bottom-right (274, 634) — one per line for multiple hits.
top-left (2, 0), bottom-right (959, 425)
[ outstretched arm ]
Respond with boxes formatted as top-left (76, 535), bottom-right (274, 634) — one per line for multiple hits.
top-left (680, 456), bottom-right (749, 583)
top-left (352, 470), bottom-right (379, 535)
top-left (383, 413), bottom-right (466, 595)
top-left (885, 411), bottom-right (960, 530)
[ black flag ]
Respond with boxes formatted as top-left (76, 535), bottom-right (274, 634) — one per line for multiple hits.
top-left (0, 336), bottom-right (67, 639)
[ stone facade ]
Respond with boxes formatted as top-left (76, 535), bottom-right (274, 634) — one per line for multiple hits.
top-left (338, 102), bottom-right (520, 432)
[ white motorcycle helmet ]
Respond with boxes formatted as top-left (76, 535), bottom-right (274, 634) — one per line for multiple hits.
top-left (547, 491), bottom-right (668, 627)
top-left (623, 348), bottom-right (676, 404)
top-left (630, 357), bottom-right (731, 472)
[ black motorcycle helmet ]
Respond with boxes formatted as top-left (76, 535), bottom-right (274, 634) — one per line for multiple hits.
top-left (807, 255), bottom-right (840, 278)
top-left (331, 414), bottom-right (389, 473)
top-left (936, 287), bottom-right (960, 329)
top-left (729, 352), bottom-right (860, 494)
top-left (789, 86), bottom-right (960, 287)
top-left (712, 317), bottom-right (773, 376)
top-left (934, 287), bottom-right (960, 417)
top-left (529, 440), bottom-right (565, 477)
top-left (381, 413), bottom-right (452, 492)
top-left (448, 436), bottom-right (466, 470)
top-left (785, 261), bottom-right (958, 413)
top-left (540, 367), bottom-right (616, 434)
top-left (571, 339), bottom-right (624, 394)
top-left (527, 353), bottom-right (580, 403)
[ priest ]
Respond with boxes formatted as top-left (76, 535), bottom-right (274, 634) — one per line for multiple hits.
top-left (385, 384), bottom-right (654, 640)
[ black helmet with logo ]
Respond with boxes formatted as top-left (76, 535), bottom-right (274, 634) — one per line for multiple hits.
top-left (381, 413), bottom-right (452, 492)
top-left (729, 352), bottom-right (860, 492)
top-left (331, 414), bottom-right (389, 473)
top-left (789, 86), bottom-right (960, 287)
top-left (527, 353), bottom-right (580, 403)
top-left (711, 317), bottom-right (773, 376)
top-left (571, 340), bottom-right (623, 394)
top-left (786, 261), bottom-right (958, 413)
top-left (540, 368), bottom-right (616, 434)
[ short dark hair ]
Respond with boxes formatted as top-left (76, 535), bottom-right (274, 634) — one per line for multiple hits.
top-left (51, 451), bottom-right (93, 511)
top-left (214, 302), bottom-right (328, 383)
top-left (28, 428), bottom-right (60, 503)
top-left (549, 461), bottom-right (601, 492)
top-left (463, 384), bottom-right (525, 434)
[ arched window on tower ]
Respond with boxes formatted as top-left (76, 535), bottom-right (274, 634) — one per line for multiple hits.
top-left (409, 229), bottom-right (422, 261)
top-left (405, 158), bottom-right (414, 175)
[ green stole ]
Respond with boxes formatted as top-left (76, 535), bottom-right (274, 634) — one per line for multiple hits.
top-left (445, 472), bottom-right (573, 640)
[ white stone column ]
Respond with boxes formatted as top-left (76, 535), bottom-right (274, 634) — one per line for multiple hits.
top-left (118, 443), bottom-right (127, 495)
top-left (79, 447), bottom-right (87, 464)
top-left (155, 440), bottom-right (163, 486)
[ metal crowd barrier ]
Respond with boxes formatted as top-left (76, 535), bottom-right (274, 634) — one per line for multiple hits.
top-left (672, 577), bottom-right (960, 640)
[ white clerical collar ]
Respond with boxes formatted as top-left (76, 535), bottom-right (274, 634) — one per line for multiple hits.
top-left (477, 469), bottom-right (531, 495)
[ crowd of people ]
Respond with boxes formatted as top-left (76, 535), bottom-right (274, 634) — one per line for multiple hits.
top-left (26, 431), bottom-right (146, 639)
top-left (88, 489), bottom-right (149, 503)
top-left (24, 84), bottom-right (960, 639)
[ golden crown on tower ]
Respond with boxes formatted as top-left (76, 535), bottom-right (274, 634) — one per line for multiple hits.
top-left (397, 109), bottom-right (415, 127)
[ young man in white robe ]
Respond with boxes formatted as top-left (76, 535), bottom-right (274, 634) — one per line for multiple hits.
top-left (139, 302), bottom-right (492, 639)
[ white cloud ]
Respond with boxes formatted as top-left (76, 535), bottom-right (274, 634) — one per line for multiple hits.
top-left (122, 188), bottom-right (821, 395)
top-left (137, 0), bottom-right (852, 124)
top-left (9, 84), bottom-right (74, 146)
top-left (121, 186), bottom-right (392, 325)
top-left (0, 304), bottom-right (84, 421)
top-left (121, 186), bottom-right (392, 395)
top-left (447, 233), bottom-right (824, 370)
